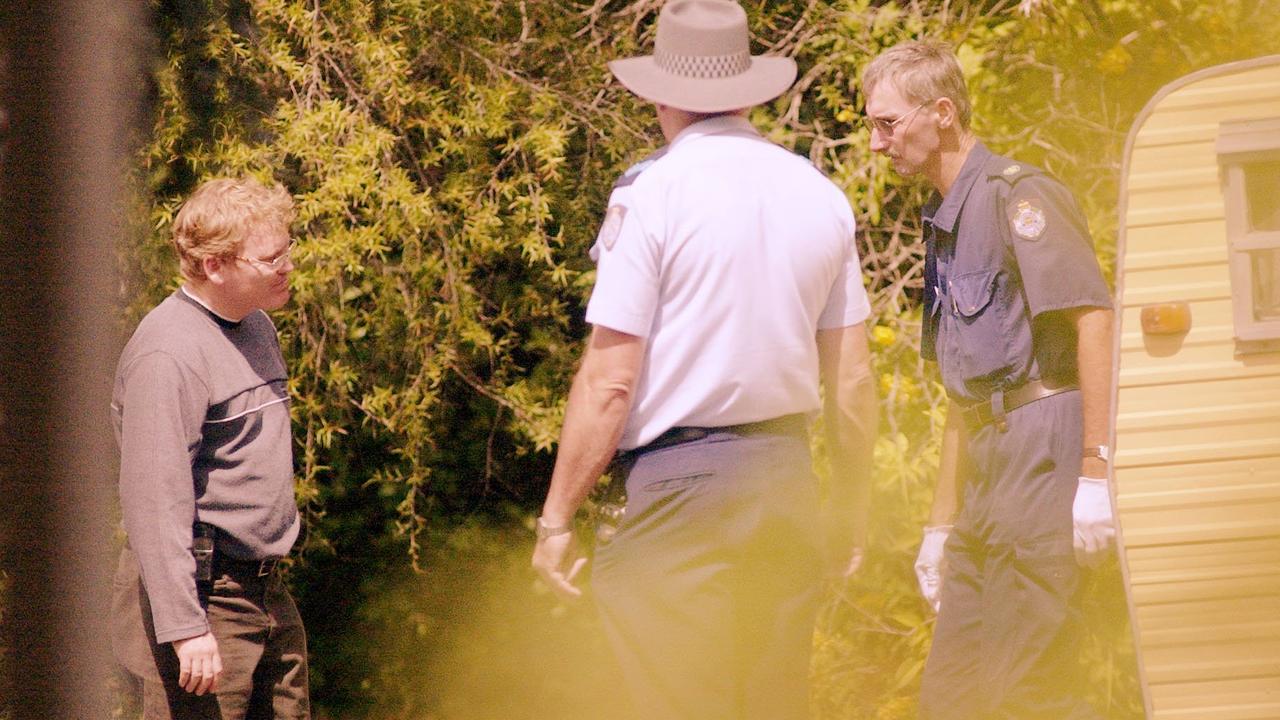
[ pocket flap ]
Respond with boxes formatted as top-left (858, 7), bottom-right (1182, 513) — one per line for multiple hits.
top-left (949, 270), bottom-right (998, 318)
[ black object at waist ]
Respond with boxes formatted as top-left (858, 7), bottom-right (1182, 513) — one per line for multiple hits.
top-left (624, 413), bottom-right (809, 460)
top-left (193, 521), bottom-right (282, 579)
top-left (958, 379), bottom-right (1077, 431)
top-left (212, 554), bottom-right (280, 579)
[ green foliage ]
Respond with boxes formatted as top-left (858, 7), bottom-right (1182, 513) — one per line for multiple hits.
top-left (135, 0), bottom-right (652, 569)
top-left (126, 0), bottom-right (1279, 717)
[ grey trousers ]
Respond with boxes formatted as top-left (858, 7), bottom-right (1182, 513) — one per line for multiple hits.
top-left (112, 547), bottom-right (311, 720)
top-left (920, 391), bottom-right (1101, 720)
top-left (592, 426), bottom-right (823, 720)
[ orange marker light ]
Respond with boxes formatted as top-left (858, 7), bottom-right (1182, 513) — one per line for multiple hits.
top-left (1140, 302), bottom-right (1192, 335)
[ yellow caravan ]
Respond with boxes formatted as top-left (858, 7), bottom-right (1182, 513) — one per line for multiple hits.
top-left (1112, 56), bottom-right (1280, 719)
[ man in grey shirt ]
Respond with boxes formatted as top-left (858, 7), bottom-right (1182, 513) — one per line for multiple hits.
top-left (111, 177), bottom-right (310, 719)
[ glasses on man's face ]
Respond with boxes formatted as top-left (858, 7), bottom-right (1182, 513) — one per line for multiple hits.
top-left (236, 240), bottom-right (295, 271)
top-left (864, 101), bottom-right (930, 137)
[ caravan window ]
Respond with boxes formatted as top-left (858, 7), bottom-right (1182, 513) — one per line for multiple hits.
top-left (1245, 161), bottom-right (1280, 322)
top-left (1254, 252), bottom-right (1280, 322)
top-left (1217, 119), bottom-right (1280, 351)
top-left (1244, 160), bottom-right (1280, 232)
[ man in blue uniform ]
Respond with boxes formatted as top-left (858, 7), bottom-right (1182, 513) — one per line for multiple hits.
top-left (530, 2), bottom-right (878, 718)
top-left (861, 41), bottom-right (1116, 718)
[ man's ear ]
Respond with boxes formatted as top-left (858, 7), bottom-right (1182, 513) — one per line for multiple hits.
top-left (934, 97), bottom-right (958, 130)
top-left (202, 255), bottom-right (227, 284)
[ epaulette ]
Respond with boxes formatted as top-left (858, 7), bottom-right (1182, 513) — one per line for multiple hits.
top-left (984, 155), bottom-right (1044, 186)
top-left (612, 146), bottom-right (670, 190)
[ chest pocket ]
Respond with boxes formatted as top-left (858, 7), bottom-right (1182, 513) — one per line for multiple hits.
top-left (942, 269), bottom-right (1018, 386)
top-left (951, 269), bottom-right (997, 318)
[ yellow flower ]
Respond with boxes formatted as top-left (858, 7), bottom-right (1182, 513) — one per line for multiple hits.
top-left (1097, 44), bottom-right (1132, 76)
top-left (872, 325), bottom-right (896, 347)
top-left (835, 108), bottom-right (854, 123)
top-left (879, 373), bottom-right (894, 396)
top-left (900, 376), bottom-right (918, 404)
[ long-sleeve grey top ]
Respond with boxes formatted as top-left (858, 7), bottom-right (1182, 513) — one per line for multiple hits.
top-left (112, 289), bottom-right (300, 644)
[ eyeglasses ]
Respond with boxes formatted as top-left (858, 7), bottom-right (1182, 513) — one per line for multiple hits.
top-left (236, 240), bottom-right (295, 271)
top-left (864, 101), bottom-right (930, 137)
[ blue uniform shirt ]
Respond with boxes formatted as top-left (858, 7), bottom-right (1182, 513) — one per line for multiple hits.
top-left (921, 142), bottom-right (1111, 404)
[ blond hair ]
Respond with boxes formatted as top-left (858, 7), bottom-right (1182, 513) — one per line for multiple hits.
top-left (172, 177), bottom-right (295, 280)
top-left (862, 40), bottom-right (972, 131)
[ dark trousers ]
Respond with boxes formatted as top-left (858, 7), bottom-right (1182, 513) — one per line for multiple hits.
top-left (112, 547), bottom-right (311, 720)
top-left (920, 391), bottom-right (1100, 720)
top-left (592, 427), bottom-right (823, 720)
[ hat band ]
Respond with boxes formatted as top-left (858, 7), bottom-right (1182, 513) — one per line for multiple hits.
top-left (654, 49), bottom-right (751, 79)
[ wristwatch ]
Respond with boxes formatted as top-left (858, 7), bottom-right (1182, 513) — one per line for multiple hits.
top-left (1083, 445), bottom-right (1111, 462)
top-left (535, 516), bottom-right (573, 540)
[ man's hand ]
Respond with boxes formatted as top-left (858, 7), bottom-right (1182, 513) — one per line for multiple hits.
top-left (1072, 476), bottom-right (1115, 567)
top-left (834, 546), bottom-right (865, 579)
top-left (173, 631), bottom-right (222, 695)
top-left (532, 530), bottom-right (588, 600)
top-left (822, 509), bottom-right (866, 580)
top-left (914, 525), bottom-right (951, 613)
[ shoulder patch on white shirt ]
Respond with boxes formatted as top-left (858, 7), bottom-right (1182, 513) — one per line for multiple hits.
top-left (597, 205), bottom-right (627, 252)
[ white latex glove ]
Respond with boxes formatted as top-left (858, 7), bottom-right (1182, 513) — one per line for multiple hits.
top-left (914, 524), bottom-right (952, 613)
top-left (1072, 476), bottom-right (1115, 568)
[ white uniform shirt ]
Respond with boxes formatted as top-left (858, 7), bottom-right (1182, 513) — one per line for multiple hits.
top-left (587, 115), bottom-right (871, 450)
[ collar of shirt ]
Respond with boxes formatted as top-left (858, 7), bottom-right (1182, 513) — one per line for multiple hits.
top-left (669, 114), bottom-right (760, 150)
top-left (922, 140), bottom-right (993, 235)
top-left (180, 285), bottom-right (243, 326)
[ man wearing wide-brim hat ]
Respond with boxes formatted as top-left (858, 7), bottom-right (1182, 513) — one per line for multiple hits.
top-left (531, 1), bottom-right (877, 717)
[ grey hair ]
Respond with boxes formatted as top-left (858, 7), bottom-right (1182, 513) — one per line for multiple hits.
top-left (862, 40), bottom-right (972, 130)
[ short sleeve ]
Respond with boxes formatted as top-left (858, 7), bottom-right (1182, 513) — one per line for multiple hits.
top-left (817, 226), bottom-right (872, 330)
top-left (1005, 175), bottom-right (1111, 317)
top-left (584, 199), bottom-right (661, 337)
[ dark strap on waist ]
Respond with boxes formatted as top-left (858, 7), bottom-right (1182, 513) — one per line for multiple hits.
top-left (624, 413), bottom-right (809, 460)
top-left (194, 521), bottom-right (282, 579)
top-left (959, 380), bottom-right (1077, 431)
top-left (213, 555), bottom-right (280, 579)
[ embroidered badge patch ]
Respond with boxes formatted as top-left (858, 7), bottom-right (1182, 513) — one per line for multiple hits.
top-left (1011, 200), bottom-right (1046, 239)
top-left (597, 205), bottom-right (627, 252)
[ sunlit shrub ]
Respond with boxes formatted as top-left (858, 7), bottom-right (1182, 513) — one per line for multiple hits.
top-left (124, 1), bottom-right (1279, 717)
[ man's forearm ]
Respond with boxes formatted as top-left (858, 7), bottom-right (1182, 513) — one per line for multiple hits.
top-left (540, 373), bottom-right (632, 525)
top-left (825, 371), bottom-right (878, 540)
top-left (540, 327), bottom-right (645, 525)
top-left (817, 323), bottom-right (878, 547)
top-left (1075, 307), bottom-right (1114, 478)
top-left (929, 399), bottom-right (967, 526)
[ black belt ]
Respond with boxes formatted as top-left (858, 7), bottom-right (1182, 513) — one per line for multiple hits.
top-left (213, 554), bottom-right (281, 579)
top-left (194, 521), bottom-right (282, 580)
top-left (621, 413), bottom-right (808, 461)
top-left (959, 380), bottom-right (1077, 432)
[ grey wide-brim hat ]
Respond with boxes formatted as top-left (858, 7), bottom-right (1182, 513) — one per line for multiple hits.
top-left (607, 0), bottom-right (797, 113)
